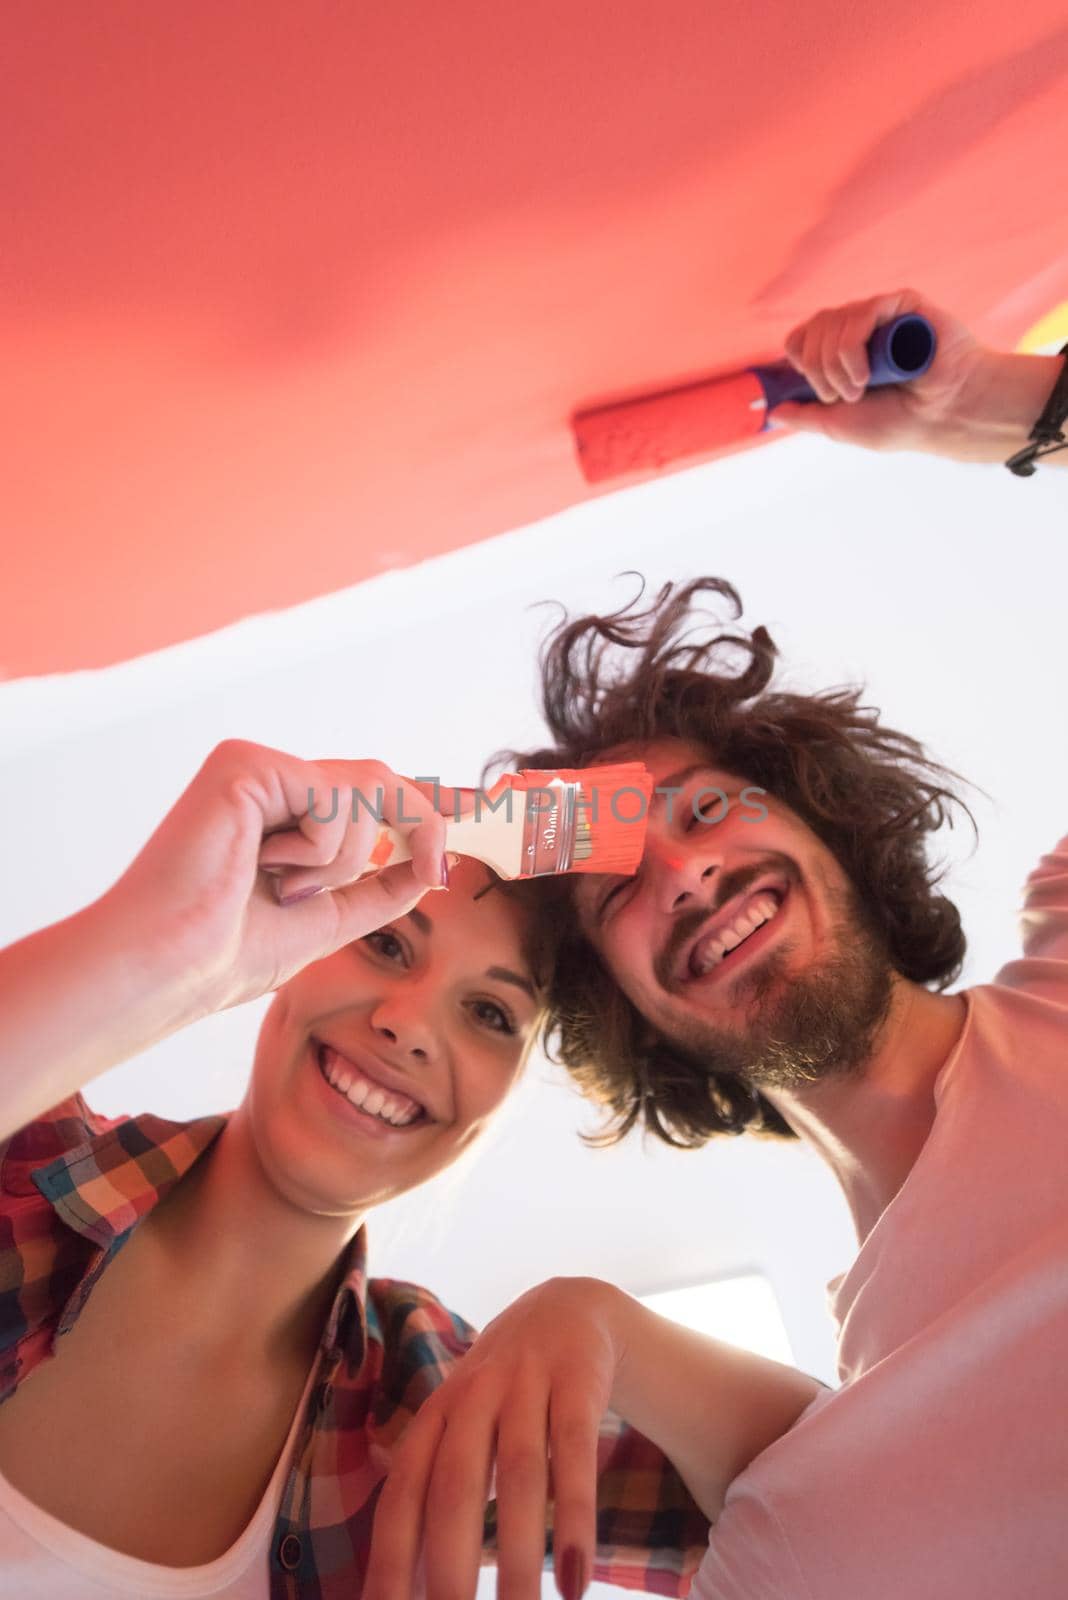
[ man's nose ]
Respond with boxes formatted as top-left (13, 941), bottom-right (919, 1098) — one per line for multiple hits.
top-left (644, 836), bottom-right (721, 915)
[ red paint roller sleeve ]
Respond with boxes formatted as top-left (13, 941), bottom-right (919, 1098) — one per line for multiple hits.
top-left (572, 370), bottom-right (768, 483)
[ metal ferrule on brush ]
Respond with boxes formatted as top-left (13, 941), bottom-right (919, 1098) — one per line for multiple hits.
top-left (518, 778), bottom-right (581, 876)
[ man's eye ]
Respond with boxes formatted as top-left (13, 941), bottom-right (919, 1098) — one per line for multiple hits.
top-left (467, 999), bottom-right (515, 1036)
top-left (362, 930), bottom-right (407, 965)
top-left (687, 792), bottom-right (733, 830)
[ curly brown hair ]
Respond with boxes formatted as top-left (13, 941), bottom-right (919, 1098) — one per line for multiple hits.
top-left (490, 576), bottom-right (976, 1148)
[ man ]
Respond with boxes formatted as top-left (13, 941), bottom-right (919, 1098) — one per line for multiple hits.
top-left (363, 289), bottom-right (1068, 1600)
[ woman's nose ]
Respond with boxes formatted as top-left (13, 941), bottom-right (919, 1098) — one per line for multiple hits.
top-left (370, 998), bottom-right (439, 1064)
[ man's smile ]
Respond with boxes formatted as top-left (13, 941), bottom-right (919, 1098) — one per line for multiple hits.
top-left (677, 881), bottom-right (790, 985)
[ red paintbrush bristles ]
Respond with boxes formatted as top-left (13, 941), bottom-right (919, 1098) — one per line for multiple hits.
top-left (517, 762), bottom-right (653, 876)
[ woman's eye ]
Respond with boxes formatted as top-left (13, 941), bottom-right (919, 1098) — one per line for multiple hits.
top-left (362, 930), bottom-right (407, 965)
top-left (467, 998), bottom-right (516, 1036)
top-left (598, 877), bottom-right (633, 922)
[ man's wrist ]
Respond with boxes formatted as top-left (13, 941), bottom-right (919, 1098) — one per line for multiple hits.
top-left (604, 1288), bottom-right (645, 1420)
top-left (607, 1290), bottom-right (693, 1427)
top-left (951, 351), bottom-right (1065, 463)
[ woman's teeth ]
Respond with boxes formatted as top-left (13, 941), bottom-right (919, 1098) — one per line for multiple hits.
top-left (690, 892), bottom-right (781, 977)
top-left (318, 1045), bottom-right (423, 1127)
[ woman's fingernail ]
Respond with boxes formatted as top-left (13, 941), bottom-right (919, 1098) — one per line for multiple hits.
top-left (278, 885), bottom-right (324, 906)
top-left (557, 1546), bottom-right (587, 1600)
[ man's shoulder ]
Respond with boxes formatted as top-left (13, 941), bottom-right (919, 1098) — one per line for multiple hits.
top-left (1015, 833), bottom-right (1068, 969)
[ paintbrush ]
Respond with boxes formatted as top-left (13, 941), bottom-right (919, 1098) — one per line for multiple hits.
top-left (364, 763), bottom-right (653, 880)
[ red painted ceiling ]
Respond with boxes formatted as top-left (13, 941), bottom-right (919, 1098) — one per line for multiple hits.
top-left (4, 2), bottom-right (1067, 679)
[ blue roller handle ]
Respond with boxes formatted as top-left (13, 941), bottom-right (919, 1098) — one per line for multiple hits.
top-left (751, 314), bottom-right (937, 415)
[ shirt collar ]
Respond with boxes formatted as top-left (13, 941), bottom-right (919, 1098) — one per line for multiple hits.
top-left (31, 1109), bottom-right (228, 1250)
top-left (32, 1106), bottom-right (371, 1369)
top-left (320, 1226), bottom-right (370, 1369)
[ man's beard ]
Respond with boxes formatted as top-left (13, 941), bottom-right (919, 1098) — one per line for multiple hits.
top-left (665, 885), bottom-right (896, 1094)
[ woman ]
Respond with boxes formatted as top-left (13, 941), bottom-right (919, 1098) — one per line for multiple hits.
top-left (0, 739), bottom-right (820, 1598)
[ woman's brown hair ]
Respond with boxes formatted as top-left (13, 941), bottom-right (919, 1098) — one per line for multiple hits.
top-left (490, 577), bottom-right (976, 1147)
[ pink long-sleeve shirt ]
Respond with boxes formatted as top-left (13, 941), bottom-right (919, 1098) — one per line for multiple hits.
top-left (692, 836), bottom-right (1068, 1600)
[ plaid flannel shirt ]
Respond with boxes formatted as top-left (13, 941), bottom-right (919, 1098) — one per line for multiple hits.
top-left (0, 1098), bottom-right (710, 1597)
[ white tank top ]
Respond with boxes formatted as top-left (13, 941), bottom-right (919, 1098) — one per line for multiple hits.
top-left (0, 1360), bottom-right (317, 1598)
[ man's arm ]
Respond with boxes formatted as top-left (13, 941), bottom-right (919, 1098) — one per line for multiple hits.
top-left (364, 1276), bottom-right (821, 1600)
top-left (603, 1287), bottom-right (820, 1521)
top-left (774, 288), bottom-right (1067, 469)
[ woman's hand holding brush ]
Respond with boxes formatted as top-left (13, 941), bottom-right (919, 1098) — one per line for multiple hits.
top-left (0, 741), bottom-right (451, 1142)
top-left (103, 740), bottom-right (453, 1017)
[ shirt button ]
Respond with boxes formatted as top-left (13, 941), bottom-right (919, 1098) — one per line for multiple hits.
top-left (278, 1534), bottom-right (302, 1571)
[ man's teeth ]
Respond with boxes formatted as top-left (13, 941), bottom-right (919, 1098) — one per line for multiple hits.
top-left (319, 1045), bottom-right (423, 1127)
top-left (691, 893), bottom-right (781, 977)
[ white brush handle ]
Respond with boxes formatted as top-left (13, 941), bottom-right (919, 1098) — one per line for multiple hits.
top-left (362, 812), bottom-right (525, 880)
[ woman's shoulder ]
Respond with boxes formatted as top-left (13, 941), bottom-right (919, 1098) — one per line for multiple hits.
top-left (363, 1277), bottom-right (480, 1405)
top-left (0, 1094), bottom-right (121, 1197)
top-left (366, 1276), bottom-right (479, 1348)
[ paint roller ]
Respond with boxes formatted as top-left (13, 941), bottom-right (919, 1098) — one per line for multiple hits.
top-left (572, 314), bottom-right (937, 484)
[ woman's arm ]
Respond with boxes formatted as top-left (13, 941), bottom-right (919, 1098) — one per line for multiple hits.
top-left (0, 894), bottom-right (210, 1145)
top-left (0, 739), bottom-right (448, 1145)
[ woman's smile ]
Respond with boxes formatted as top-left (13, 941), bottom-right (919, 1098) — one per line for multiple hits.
top-left (312, 1038), bottom-right (431, 1132)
